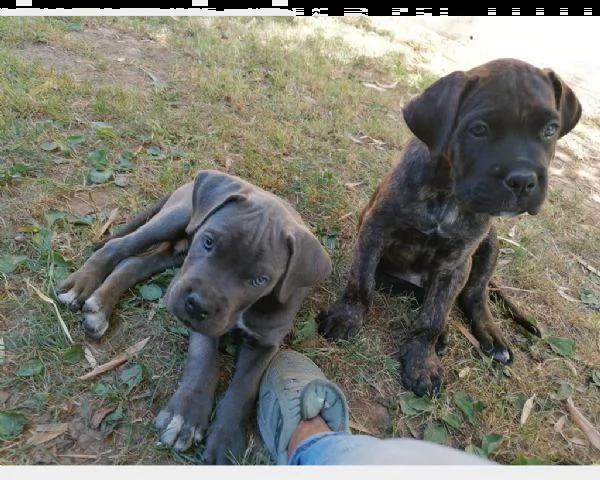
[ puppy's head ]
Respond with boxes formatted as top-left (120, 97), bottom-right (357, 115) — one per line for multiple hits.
top-left (165, 170), bottom-right (331, 338)
top-left (403, 58), bottom-right (582, 216)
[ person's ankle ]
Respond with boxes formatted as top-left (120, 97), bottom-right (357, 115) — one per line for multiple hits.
top-left (287, 416), bottom-right (332, 457)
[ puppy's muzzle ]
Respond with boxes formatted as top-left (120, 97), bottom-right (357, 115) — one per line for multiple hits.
top-left (503, 167), bottom-right (538, 196)
top-left (184, 291), bottom-right (211, 320)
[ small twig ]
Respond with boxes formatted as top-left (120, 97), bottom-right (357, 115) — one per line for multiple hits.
top-left (77, 336), bottom-right (151, 381)
top-left (489, 285), bottom-right (537, 293)
top-left (489, 280), bottom-right (542, 337)
top-left (449, 319), bottom-right (487, 360)
top-left (497, 236), bottom-right (539, 260)
top-left (566, 396), bottom-right (600, 451)
top-left (571, 253), bottom-right (600, 278)
top-left (26, 279), bottom-right (74, 344)
top-left (93, 207), bottom-right (119, 242)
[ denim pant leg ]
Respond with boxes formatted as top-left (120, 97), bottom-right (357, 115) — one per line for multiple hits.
top-left (289, 432), bottom-right (494, 465)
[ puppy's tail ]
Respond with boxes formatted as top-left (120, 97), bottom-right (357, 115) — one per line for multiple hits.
top-left (92, 193), bottom-right (173, 251)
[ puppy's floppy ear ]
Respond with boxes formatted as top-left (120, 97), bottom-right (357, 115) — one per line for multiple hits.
top-left (275, 227), bottom-right (332, 304)
top-left (186, 170), bottom-right (249, 235)
top-left (543, 68), bottom-right (582, 138)
top-left (402, 71), bottom-right (472, 159)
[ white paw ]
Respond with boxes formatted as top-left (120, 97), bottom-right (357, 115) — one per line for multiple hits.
top-left (81, 296), bottom-right (109, 338)
top-left (57, 289), bottom-right (77, 305)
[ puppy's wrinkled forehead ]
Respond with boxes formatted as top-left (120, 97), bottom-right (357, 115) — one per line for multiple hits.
top-left (460, 61), bottom-right (558, 120)
top-left (192, 193), bottom-right (290, 266)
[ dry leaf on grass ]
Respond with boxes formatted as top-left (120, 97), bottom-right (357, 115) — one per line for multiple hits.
top-left (26, 423), bottom-right (69, 445)
top-left (91, 407), bottom-right (117, 429)
top-left (557, 287), bottom-right (580, 303)
top-left (449, 319), bottom-right (487, 360)
top-left (344, 181), bottom-right (366, 191)
top-left (93, 207), bottom-right (119, 242)
top-left (520, 394), bottom-right (536, 425)
top-left (84, 346), bottom-right (98, 368)
top-left (77, 336), bottom-right (151, 381)
top-left (26, 279), bottom-right (74, 344)
top-left (571, 253), bottom-right (600, 278)
top-left (554, 415), bottom-right (567, 433)
top-left (566, 397), bottom-right (600, 451)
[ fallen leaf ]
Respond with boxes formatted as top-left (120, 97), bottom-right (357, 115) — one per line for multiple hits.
top-left (520, 394), bottom-right (536, 425)
top-left (545, 336), bottom-right (575, 358)
top-left (362, 82), bottom-right (387, 92)
top-left (449, 319), bottom-right (487, 360)
top-left (347, 134), bottom-right (364, 144)
top-left (344, 181), bottom-right (366, 191)
top-left (557, 287), bottom-right (579, 303)
top-left (508, 224), bottom-right (517, 238)
top-left (568, 437), bottom-right (588, 447)
top-left (78, 337), bottom-right (151, 381)
top-left (26, 423), bottom-right (69, 445)
top-left (84, 346), bottom-right (98, 368)
top-left (566, 397), bottom-right (600, 451)
top-left (554, 415), bottom-right (567, 433)
top-left (91, 407), bottom-right (117, 429)
top-left (458, 367), bottom-right (470, 378)
top-left (93, 208), bottom-right (120, 242)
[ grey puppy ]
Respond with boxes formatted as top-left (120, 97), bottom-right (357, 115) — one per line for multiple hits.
top-left (319, 58), bottom-right (582, 397)
top-left (56, 170), bottom-right (331, 464)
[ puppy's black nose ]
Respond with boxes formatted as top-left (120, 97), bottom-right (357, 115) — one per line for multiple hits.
top-left (504, 169), bottom-right (537, 194)
top-left (184, 292), bottom-right (210, 319)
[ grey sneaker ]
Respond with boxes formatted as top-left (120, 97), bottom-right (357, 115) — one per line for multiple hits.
top-left (257, 349), bottom-right (350, 465)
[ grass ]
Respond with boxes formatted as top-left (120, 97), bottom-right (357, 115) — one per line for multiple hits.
top-left (1, 16), bottom-right (599, 466)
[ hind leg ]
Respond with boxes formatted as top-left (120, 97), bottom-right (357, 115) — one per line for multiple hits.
top-left (56, 187), bottom-right (192, 311)
top-left (80, 242), bottom-right (186, 338)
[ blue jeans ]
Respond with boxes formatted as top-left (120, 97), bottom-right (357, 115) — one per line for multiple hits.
top-left (289, 432), bottom-right (494, 465)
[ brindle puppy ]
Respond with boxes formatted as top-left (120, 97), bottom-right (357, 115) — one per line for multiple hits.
top-left (319, 58), bottom-right (582, 397)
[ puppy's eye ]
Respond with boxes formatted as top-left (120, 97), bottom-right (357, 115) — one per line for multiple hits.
top-left (543, 122), bottom-right (559, 138)
top-left (251, 276), bottom-right (268, 288)
top-left (469, 122), bottom-right (489, 138)
top-left (202, 235), bottom-right (214, 251)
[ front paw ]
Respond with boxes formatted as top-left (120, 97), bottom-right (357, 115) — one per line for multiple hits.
top-left (80, 295), bottom-right (110, 339)
top-left (318, 301), bottom-right (365, 340)
top-left (202, 420), bottom-right (246, 465)
top-left (471, 320), bottom-right (513, 364)
top-left (397, 337), bottom-right (444, 397)
top-left (55, 269), bottom-right (103, 312)
top-left (154, 395), bottom-right (211, 452)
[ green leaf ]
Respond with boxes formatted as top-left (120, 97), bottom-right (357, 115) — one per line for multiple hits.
top-left (295, 317), bottom-right (318, 342)
top-left (465, 444), bottom-right (486, 458)
top-left (69, 214), bottom-right (95, 226)
top-left (139, 283), bottom-right (162, 301)
top-left (398, 394), bottom-right (419, 415)
top-left (442, 412), bottom-right (462, 430)
top-left (11, 163), bottom-right (30, 174)
top-left (92, 383), bottom-right (112, 396)
top-left (0, 412), bottom-right (26, 439)
top-left (120, 364), bottom-right (148, 391)
top-left (591, 370), bottom-right (600, 387)
top-left (423, 423), bottom-right (447, 445)
top-left (41, 141), bottom-right (60, 151)
top-left (32, 392), bottom-right (49, 403)
top-left (481, 433), bottom-right (503, 457)
top-left (89, 168), bottom-right (113, 184)
top-left (556, 382), bottom-right (573, 399)
top-left (167, 324), bottom-right (190, 338)
top-left (17, 358), bottom-right (43, 377)
top-left (512, 454), bottom-right (546, 465)
top-left (100, 403), bottom-right (123, 434)
top-left (62, 345), bottom-right (83, 365)
top-left (407, 395), bottom-right (435, 413)
top-left (545, 336), bottom-right (575, 358)
top-left (170, 149), bottom-right (187, 159)
top-left (95, 126), bottom-right (118, 140)
top-left (590, 273), bottom-right (600, 286)
top-left (580, 288), bottom-right (599, 306)
top-left (0, 254), bottom-right (29, 274)
top-left (45, 210), bottom-right (66, 227)
top-left (67, 22), bottom-right (81, 31)
top-left (33, 228), bottom-right (52, 253)
top-left (87, 147), bottom-right (109, 168)
top-left (146, 146), bottom-right (162, 156)
top-left (66, 135), bottom-right (86, 147)
top-left (453, 391), bottom-right (484, 424)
